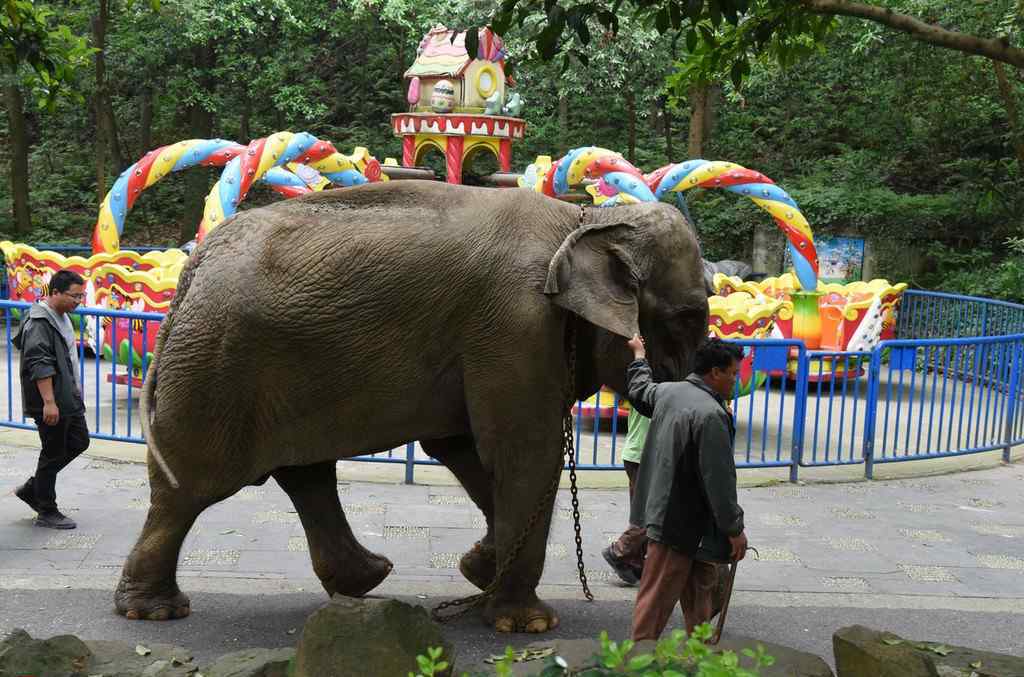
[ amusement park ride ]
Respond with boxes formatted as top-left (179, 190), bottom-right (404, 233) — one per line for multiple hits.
top-left (1, 24), bottom-right (905, 399)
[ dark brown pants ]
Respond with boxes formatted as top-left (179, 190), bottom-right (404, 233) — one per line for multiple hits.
top-left (611, 460), bottom-right (647, 569)
top-left (631, 540), bottom-right (718, 640)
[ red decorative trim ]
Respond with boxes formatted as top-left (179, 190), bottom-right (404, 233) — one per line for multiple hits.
top-left (499, 139), bottom-right (512, 172)
top-left (446, 136), bottom-right (464, 184)
top-left (402, 136), bottom-right (416, 167)
top-left (391, 113), bottom-right (526, 140)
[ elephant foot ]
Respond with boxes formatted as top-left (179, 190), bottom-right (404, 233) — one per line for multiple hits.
top-left (459, 541), bottom-right (496, 591)
top-left (114, 575), bottom-right (191, 621)
top-left (321, 551), bottom-right (393, 597)
top-left (484, 593), bottom-right (560, 634)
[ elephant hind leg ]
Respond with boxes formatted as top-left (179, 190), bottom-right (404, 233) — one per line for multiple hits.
top-left (273, 461), bottom-right (392, 597)
top-left (115, 488), bottom-right (206, 621)
top-left (421, 436), bottom-right (495, 591)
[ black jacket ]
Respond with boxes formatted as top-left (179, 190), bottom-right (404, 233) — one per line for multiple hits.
top-left (627, 361), bottom-right (744, 558)
top-left (13, 303), bottom-right (85, 419)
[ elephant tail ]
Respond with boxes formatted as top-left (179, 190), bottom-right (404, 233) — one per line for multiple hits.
top-left (140, 246), bottom-right (207, 490)
top-left (141, 351), bottom-right (179, 489)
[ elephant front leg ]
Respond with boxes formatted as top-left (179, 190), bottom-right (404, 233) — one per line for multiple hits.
top-left (468, 405), bottom-right (565, 634)
top-left (420, 436), bottom-right (496, 591)
top-left (273, 462), bottom-right (392, 597)
top-left (484, 444), bottom-right (563, 633)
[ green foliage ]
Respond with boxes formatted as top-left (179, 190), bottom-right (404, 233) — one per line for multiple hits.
top-left (1, 0), bottom-right (1022, 301)
top-left (411, 645), bottom-right (450, 677)
top-left (413, 624), bottom-right (774, 676)
top-left (919, 237), bottom-right (1024, 303)
top-left (1, 0), bottom-right (93, 108)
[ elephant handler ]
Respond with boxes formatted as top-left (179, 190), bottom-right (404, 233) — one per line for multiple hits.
top-left (626, 334), bottom-right (747, 640)
top-left (12, 269), bottom-right (90, 530)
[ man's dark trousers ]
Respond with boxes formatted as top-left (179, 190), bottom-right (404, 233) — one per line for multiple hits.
top-left (26, 413), bottom-right (90, 512)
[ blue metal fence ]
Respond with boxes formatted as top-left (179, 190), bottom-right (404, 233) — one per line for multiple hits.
top-left (1, 289), bottom-right (1021, 482)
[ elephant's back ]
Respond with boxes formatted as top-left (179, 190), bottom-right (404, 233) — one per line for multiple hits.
top-left (166, 180), bottom-right (572, 349)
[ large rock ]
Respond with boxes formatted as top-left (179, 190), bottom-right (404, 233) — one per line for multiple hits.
top-left (495, 635), bottom-right (832, 676)
top-left (202, 647), bottom-right (295, 677)
top-left (834, 625), bottom-right (1024, 677)
top-left (83, 639), bottom-right (198, 676)
top-left (0, 628), bottom-right (92, 677)
top-left (293, 595), bottom-right (454, 677)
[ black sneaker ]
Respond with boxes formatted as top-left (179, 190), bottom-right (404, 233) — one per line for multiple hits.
top-left (602, 545), bottom-right (640, 585)
top-left (35, 510), bottom-right (76, 530)
top-left (14, 482), bottom-right (41, 514)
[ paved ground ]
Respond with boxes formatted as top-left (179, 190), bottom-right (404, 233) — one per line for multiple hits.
top-left (2, 441), bottom-right (1024, 672)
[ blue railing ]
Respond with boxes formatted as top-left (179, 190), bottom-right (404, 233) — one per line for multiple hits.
top-left (1, 289), bottom-right (1021, 482)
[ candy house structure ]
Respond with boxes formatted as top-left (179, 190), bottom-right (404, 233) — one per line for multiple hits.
top-left (392, 25), bottom-right (525, 183)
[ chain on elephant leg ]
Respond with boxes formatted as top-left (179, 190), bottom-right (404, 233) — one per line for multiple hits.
top-left (432, 450), bottom-right (563, 624)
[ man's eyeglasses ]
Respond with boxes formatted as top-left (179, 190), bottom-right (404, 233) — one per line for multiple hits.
top-left (63, 292), bottom-right (86, 301)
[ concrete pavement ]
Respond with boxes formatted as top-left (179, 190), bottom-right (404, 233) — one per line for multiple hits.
top-left (2, 438), bottom-right (1023, 670)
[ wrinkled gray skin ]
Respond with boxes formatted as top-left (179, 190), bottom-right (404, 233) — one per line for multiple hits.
top-left (115, 181), bottom-right (708, 633)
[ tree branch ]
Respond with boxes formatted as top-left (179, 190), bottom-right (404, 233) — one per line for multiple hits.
top-left (796, 0), bottom-right (1024, 68)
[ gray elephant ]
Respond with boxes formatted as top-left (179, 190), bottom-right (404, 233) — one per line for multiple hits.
top-left (115, 181), bottom-right (708, 633)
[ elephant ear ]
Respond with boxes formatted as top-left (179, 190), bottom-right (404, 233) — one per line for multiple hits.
top-left (544, 222), bottom-right (644, 338)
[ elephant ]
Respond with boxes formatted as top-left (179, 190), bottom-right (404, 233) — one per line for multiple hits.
top-left (115, 180), bottom-right (709, 633)
top-left (701, 258), bottom-right (753, 295)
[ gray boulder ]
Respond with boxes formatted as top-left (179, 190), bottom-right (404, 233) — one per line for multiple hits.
top-left (0, 628), bottom-right (92, 677)
top-left (202, 647), bottom-right (295, 677)
top-left (83, 639), bottom-right (197, 676)
top-left (293, 595), bottom-right (454, 677)
top-left (702, 259), bottom-right (754, 295)
top-left (833, 625), bottom-right (1024, 677)
top-left (495, 635), bottom-right (832, 676)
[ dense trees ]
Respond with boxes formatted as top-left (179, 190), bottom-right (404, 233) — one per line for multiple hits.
top-left (0, 0), bottom-right (1021, 298)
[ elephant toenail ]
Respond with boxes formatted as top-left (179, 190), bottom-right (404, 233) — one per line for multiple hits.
top-left (495, 617), bottom-right (515, 633)
top-left (125, 609), bottom-right (140, 620)
top-left (148, 607), bottom-right (170, 621)
top-left (526, 618), bottom-right (548, 633)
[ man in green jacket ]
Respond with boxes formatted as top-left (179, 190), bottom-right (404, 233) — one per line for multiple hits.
top-left (626, 334), bottom-right (747, 640)
top-left (12, 270), bottom-right (90, 529)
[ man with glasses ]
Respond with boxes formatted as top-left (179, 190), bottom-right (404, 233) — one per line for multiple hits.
top-left (12, 270), bottom-right (90, 529)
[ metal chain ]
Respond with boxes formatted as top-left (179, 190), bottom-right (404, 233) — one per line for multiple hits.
top-left (564, 369), bottom-right (594, 601)
top-left (433, 217), bottom-right (594, 620)
top-left (568, 203), bottom-right (593, 601)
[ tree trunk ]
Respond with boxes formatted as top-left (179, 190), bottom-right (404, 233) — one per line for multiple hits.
top-left (103, 96), bottom-right (124, 171)
top-left (798, 0), bottom-right (1024, 68)
top-left (239, 93), bottom-right (252, 142)
top-left (662, 98), bottom-right (674, 162)
top-left (181, 44), bottom-right (216, 245)
top-left (626, 89), bottom-right (637, 164)
top-left (558, 93), bottom-right (569, 154)
top-left (139, 86), bottom-right (153, 153)
top-left (93, 0), bottom-right (109, 202)
top-left (703, 84), bottom-right (721, 147)
top-left (688, 82), bottom-right (709, 158)
top-left (992, 60), bottom-right (1024, 166)
top-left (5, 82), bottom-right (32, 234)
top-left (93, 0), bottom-right (124, 172)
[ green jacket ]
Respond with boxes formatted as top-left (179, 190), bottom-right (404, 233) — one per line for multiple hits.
top-left (627, 360), bottom-right (744, 557)
top-left (13, 303), bottom-right (85, 420)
